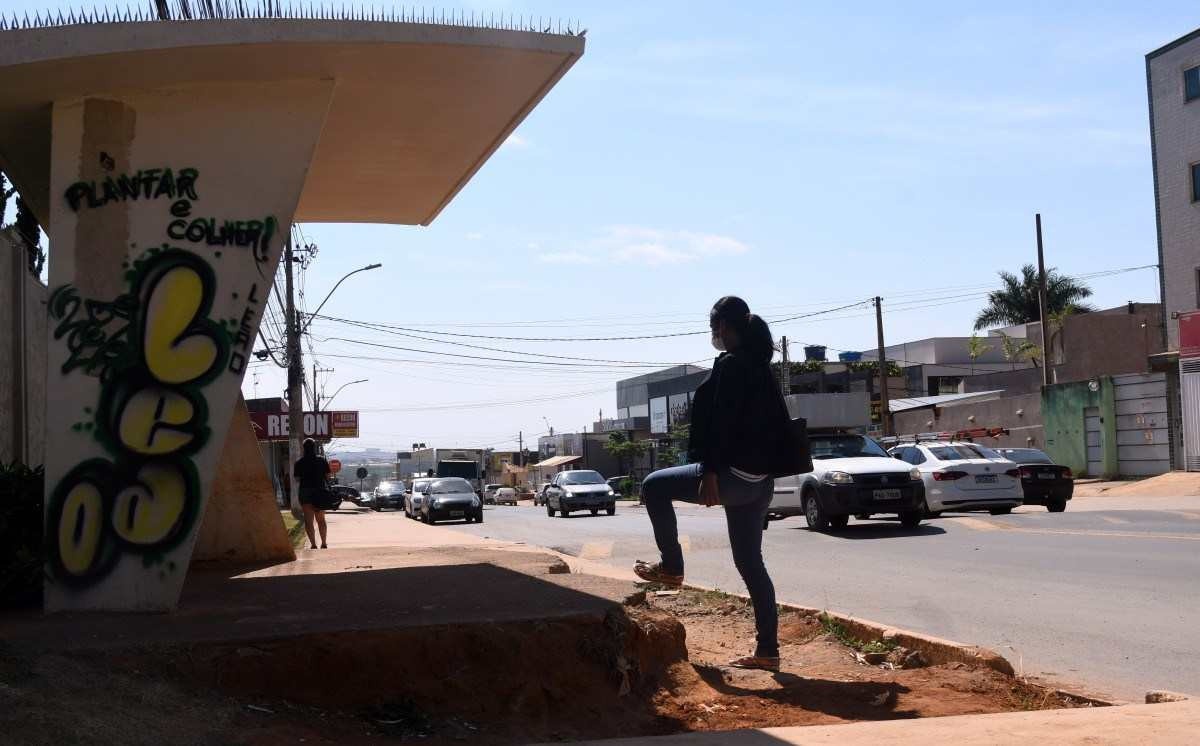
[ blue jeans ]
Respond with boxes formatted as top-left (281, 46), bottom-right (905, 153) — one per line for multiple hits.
top-left (641, 463), bottom-right (778, 658)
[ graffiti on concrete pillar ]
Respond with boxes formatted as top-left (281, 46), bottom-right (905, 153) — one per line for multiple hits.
top-left (47, 164), bottom-right (277, 588)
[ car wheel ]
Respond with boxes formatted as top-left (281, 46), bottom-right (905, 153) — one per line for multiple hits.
top-left (559, 505), bottom-right (570, 518)
top-left (899, 510), bottom-right (922, 529)
top-left (803, 490), bottom-right (829, 531)
top-left (373, 506), bottom-right (382, 512)
top-left (475, 511), bottom-right (484, 524)
top-left (546, 503), bottom-right (555, 517)
top-left (989, 507), bottom-right (1013, 515)
top-left (590, 508), bottom-right (599, 516)
top-left (829, 514), bottom-right (849, 530)
top-left (606, 503), bottom-right (616, 516)
top-left (1047, 499), bottom-right (1067, 513)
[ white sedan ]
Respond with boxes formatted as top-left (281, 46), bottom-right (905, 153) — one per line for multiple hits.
top-left (888, 441), bottom-right (1023, 516)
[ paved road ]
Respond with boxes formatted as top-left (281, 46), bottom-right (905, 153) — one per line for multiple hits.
top-left (428, 497), bottom-right (1200, 701)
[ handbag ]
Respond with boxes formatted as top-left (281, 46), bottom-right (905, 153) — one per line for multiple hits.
top-left (316, 485), bottom-right (341, 511)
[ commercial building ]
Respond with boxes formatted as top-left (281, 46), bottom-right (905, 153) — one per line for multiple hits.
top-left (605, 365), bottom-right (709, 435)
top-left (1147, 29), bottom-right (1200, 469)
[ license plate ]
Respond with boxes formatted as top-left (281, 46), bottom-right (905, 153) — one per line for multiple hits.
top-left (873, 489), bottom-right (901, 500)
top-left (1037, 473), bottom-right (1056, 480)
top-left (975, 474), bottom-right (998, 484)
top-left (450, 510), bottom-right (464, 517)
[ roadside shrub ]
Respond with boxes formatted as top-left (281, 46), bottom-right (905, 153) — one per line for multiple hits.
top-left (0, 462), bottom-right (43, 609)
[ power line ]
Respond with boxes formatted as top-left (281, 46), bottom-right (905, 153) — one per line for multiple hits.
top-left (319, 337), bottom-right (698, 368)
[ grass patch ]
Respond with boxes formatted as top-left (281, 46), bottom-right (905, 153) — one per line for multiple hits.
top-left (281, 511), bottom-right (307, 549)
top-left (818, 612), bottom-right (897, 654)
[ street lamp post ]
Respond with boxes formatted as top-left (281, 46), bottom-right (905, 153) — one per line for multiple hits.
top-left (300, 262), bottom-right (382, 335)
top-left (320, 378), bottom-right (367, 411)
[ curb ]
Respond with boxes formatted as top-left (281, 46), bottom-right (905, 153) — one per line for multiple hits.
top-left (670, 582), bottom-right (1124, 708)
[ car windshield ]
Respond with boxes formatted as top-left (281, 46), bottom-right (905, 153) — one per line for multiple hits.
top-left (430, 478), bottom-right (473, 494)
top-left (1001, 448), bottom-right (1052, 464)
top-left (929, 444), bottom-right (994, 460)
top-left (811, 435), bottom-right (889, 459)
top-left (378, 482), bottom-right (402, 492)
top-left (560, 471), bottom-right (605, 485)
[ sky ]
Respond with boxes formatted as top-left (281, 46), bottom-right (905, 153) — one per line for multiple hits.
top-left (10, 1), bottom-right (1193, 454)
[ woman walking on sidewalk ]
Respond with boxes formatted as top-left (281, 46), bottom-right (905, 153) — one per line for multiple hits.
top-left (636, 296), bottom-right (794, 671)
top-left (294, 437), bottom-right (332, 549)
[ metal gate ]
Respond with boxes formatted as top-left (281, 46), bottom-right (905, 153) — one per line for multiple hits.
top-left (1182, 358), bottom-right (1200, 471)
top-left (1113, 373), bottom-right (1171, 477)
top-left (1084, 406), bottom-right (1104, 477)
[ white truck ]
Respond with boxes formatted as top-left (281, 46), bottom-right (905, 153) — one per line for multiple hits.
top-left (767, 394), bottom-right (926, 531)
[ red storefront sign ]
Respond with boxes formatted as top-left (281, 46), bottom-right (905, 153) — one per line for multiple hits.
top-left (249, 410), bottom-right (359, 442)
top-left (1181, 310), bottom-right (1200, 358)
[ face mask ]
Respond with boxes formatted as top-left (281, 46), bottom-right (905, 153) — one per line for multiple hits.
top-left (711, 333), bottom-right (726, 352)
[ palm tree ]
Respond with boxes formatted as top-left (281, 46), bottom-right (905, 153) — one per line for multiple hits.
top-left (973, 264), bottom-right (1095, 330)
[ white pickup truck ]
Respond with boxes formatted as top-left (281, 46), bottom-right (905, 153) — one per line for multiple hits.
top-left (769, 432), bottom-right (926, 530)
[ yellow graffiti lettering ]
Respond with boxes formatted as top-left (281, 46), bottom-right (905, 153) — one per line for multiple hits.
top-left (57, 481), bottom-right (104, 577)
top-left (143, 266), bottom-right (217, 384)
top-left (117, 388), bottom-right (196, 455)
top-left (112, 463), bottom-right (187, 545)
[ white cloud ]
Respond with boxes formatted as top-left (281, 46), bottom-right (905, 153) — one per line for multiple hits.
top-left (501, 133), bottom-right (531, 150)
top-left (538, 250), bottom-right (596, 265)
top-left (534, 226), bottom-right (749, 267)
top-left (465, 231), bottom-right (484, 240)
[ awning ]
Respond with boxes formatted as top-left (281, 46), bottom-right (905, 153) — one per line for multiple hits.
top-left (531, 455), bottom-right (582, 469)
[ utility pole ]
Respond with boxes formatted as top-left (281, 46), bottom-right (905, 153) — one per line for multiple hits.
top-left (285, 238), bottom-right (304, 515)
top-left (874, 297), bottom-right (891, 436)
top-left (1035, 213), bottom-right (1051, 388)
top-left (518, 431), bottom-right (523, 467)
top-left (779, 336), bottom-right (790, 396)
top-left (311, 364), bottom-right (334, 410)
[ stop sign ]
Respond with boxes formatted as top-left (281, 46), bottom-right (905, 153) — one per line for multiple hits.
top-left (329, 459), bottom-right (342, 474)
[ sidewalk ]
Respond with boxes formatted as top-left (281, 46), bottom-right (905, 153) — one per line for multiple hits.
top-left (559, 699), bottom-right (1199, 746)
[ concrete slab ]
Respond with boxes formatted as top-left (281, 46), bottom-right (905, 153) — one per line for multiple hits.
top-left (0, 545), bottom-right (638, 652)
top-left (557, 699), bottom-right (1200, 746)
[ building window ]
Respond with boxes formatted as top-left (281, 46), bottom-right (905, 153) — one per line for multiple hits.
top-left (1187, 66), bottom-right (1200, 102)
top-left (1192, 163), bottom-right (1200, 202)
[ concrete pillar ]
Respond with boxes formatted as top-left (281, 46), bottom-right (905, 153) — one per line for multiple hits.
top-left (43, 80), bottom-right (333, 611)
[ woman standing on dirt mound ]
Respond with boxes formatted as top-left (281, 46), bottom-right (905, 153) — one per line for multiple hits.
top-left (294, 437), bottom-right (332, 550)
top-left (636, 296), bottom-right (795, 671)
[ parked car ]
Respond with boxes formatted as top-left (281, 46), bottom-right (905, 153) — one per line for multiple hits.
top-left (330, 484), bottom-right (360, 509)
top-left (405, 477), bottom-right (436, 519)
top-left (889, 441), bottom-right (1023, 516)
top-left (771, 433), bottom-right (925, 530)
top-left (545, 470), bottom-right (616, 518)
top-left (995, 447), bottom-right (1074, 512)
top-left (533, 482), bottom-right (552, 506)
top-left (419, 477), bottom-right (483, 524)
top-left (482, 483), bottom-right (504, 505)
top-left (372, 480), bottom-right (407, 511)
top-left (493, 487), bottom-right (519, 506)
top-left (607, 476), bottom-right (631, 498)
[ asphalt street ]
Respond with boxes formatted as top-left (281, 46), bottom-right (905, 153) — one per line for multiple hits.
top-left (434, 497), bottom-right (1200, 701)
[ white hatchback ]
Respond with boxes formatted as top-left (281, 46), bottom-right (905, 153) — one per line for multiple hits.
top-left (888, 441), bottom-right (1023, 515)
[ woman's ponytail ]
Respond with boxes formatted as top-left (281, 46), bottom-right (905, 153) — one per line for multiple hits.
top-left (711, 296), bottom-right (777, 364)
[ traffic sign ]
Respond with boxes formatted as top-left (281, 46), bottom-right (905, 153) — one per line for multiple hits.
top-left (329, 458), bottom-right (342, 474)
top-left (356, 466), bottom-right (368, 479)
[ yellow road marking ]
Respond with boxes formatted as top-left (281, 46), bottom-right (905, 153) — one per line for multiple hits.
top-left (952, 517), bottom-right (1200, 541)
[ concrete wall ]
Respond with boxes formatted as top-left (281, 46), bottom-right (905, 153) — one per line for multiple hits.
top-left (41, 81), bottom-right (333, 611)
top-left (0, 230), bottom-right (47, 467)
top-left (961, 368), bottom-right (1042, 395)
top-left (1052, 305), bottom-right (1165, 384)
top-left (785, 392), bottom-right (871, 430)
top-left (192, 395), bottom-right (294, 565)
top-left (1043, 379), bottom-right (1118, 478)
top-left (1149, 35), bottom-right (1200, 351)
top-left (892, 392), bottom-right (1044, 450)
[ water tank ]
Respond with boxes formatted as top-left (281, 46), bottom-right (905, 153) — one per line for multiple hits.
top-left (838, 351), bottom-right (863, 362)
top-left (804, 345), bottom-right (827, 362)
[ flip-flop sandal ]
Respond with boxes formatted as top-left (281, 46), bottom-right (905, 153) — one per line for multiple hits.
top-left (727, 655), bottom-right (781, 672)
top-left (633, 560), bottom-right (684, 587)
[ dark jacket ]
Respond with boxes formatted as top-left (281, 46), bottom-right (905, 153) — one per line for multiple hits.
top-left (687, 350), bottom-right (790, 475)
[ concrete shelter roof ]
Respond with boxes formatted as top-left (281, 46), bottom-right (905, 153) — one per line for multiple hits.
top-left (0, 19), bottom-right (584, 226)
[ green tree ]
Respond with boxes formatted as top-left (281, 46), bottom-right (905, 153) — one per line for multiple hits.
top-left (998, 333), bottom-right (1041, 370)
top-left (603, 431), bottom-right (647, 478)
top-left (967, 333), bottom-right (991, 375)
top-left (973, 264), bottom-right (1095, 330)
top-left (656, 423), bottom-right (690, 468)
